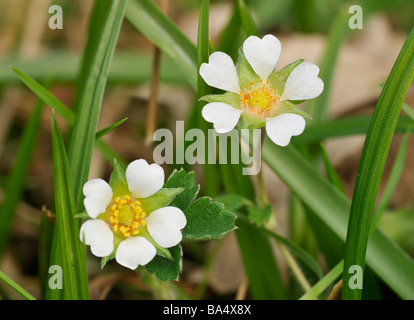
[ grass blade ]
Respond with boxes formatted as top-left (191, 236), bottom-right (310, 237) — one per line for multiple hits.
top-left (51, 114), bottom-right (89, 300)
top-left (11, 67), bottom-right (126, 168)
top-left (67, 0), bottom-right (127, 210)
top-left (342, 27), bottom-right (414, 300)
top-left (0, 270), bottom-right (36, 300)
top-left (95, 117), bottom-right (128, 140)
top-left (262, 140), bottom-right (414, 299)
top-left (297, 115), bottom-right (414, 143)
top-left (0, 97), bottom-right (43, 256)
top-left (125, 0), bottom-right (198, 89)
top-left (371, 130), bottom-right (411, 231)
top-left (299, 261), bottom-right (343, 300)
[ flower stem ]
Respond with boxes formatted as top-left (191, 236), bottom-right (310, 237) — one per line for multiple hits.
top-left (257, 129), bottom-right (312, 294)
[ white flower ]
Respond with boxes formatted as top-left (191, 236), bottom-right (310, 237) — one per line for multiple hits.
top-left (80, 159), bottom-right (187, 270)
top-left (199, 34), bottom-right (324, 146)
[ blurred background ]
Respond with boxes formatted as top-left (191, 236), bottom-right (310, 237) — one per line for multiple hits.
top-left (0, 0), bottom-right (413, 299)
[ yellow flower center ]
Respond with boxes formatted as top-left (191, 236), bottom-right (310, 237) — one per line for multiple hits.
top-left (108, 195), bottom-right (146, 237)
top-left (240, 79), bottom-right (280, 118)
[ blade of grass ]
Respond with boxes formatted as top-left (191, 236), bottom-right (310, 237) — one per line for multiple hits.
top-left (95, 117), bottom-right (128, 140)
top-left (11, 67), bottom-right (127, 168)
top-left (2, 52), bottom-right (187, 85)
top-left (237, 0), bottom-right (259, 37)
top-left (342, 27), bottom-right (414, 300)
top-left (0, 95), bottom-right (43, 256)
top-left (262, 139), bottom-right (414, 299)
top-left (371, 129), bottom-right (411, 231)
top-left (196, 0), bottom-right (221, 197)
top-left (297, 115), bottom-right (414, 143)
top-left (125, 0), bottom-right (198, 90)
top-left (51, 113), bottom-right (89, 300)
top-left (299, 261), bottom-right (343, 300)
top-left (67, 0), bottom-right (127, 211)
top-left (0, 270), bottom-right (36, 300)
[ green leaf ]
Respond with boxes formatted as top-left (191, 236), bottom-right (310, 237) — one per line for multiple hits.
top-left (0, 270), bottom-right (36, 300)
top-left (342, 27), bottom-right (414, 300)
top-left (67, 0), bottom-right (127, 211)
top-left (299, 261), bottom-right (344, 300)
top-left (371, 130), bottom-right (411, 231)
top-left (51, 113), bottom-right (89, 300)
top-left (0, 95), bottom-right (43, 256)
top-left (297, 115), bottom-right (414, 143)
top-left (12, 67), bottom-right (74, 123)
top-left (12, 64), bottom-right (127, 169)
top-left (214, 193), bottom-right (253, 212)
top-left (262, 140), bottom-right (414, 299)
top-left (95, 117), bottom-right (128, 140)
top-left (182, 197), bottom-right (237, 241)
top-left (125, 0), bottom-right (198, 90)
top-left (236, 218), bottom-right (287, 299)
top-left (247, 204), bottom-right (272, 225)
top-left (145, 245), bottom-right (183, 281)
top-left (236, 0), bottom-right (259, 36)
top-left (164, 169), bottom-right (200, 211)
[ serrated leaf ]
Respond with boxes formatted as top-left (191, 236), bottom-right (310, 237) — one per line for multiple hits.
top-left (248, 204), bottom-right (272, 225)
top-left (214, 193), bottom-right (253, 212)
top-left (164, 169), bottom-right (200, 211)
top-left (145, 245), bottom-right (183, 281)
top-left (183, 197), bottom-right (237, 241)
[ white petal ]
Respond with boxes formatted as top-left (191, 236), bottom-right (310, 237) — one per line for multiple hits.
top-left (115, 236), bottom-right (156, 270)
top-left (201, 102), bottom-right (242, 134)
top-left (126, 159), bottom-right (164, 199)
top-left (199, 52), bottom-right (240, 93)
top-left (83, 179), bottom-right (113, 218)
top-left (280, 62), bottom-right (324, 101)
top-left (146, 206), bottom-right (187, 248)
top-left (80, 219), bottom-right (114, 257)
top-left (265, 113), bottom-right (306, 147)
top-left (243, 34), bottom-right (281, 81)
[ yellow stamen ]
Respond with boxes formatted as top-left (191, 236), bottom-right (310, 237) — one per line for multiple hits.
top-left (107, 195), bottom-right (146, 238)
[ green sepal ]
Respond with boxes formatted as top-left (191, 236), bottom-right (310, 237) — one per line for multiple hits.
top-left (140, 187), bottom-right (185, 214)
top-left (268, 59), bottom-right (303, 96)
top-left (145, 245), bottom-right (183, 281)
top-left (139, 227), bottom-right (173, 260)
top-left (75, 212), bottom-right (92, 220)
top-left (199, 92), bottom-right (241, 110)
top-left (109, 160), bottom-right (129, 197)
top-left (236, 48), bottom-right (260, 90)
top-left (101, 250), bottom-right (116, 269)
top-left (275, 100), bottom-right (312, 119)
top-left (182, 197), bottom-right (237, 241)
top-left (238, 112), bottom-right (265, 130)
